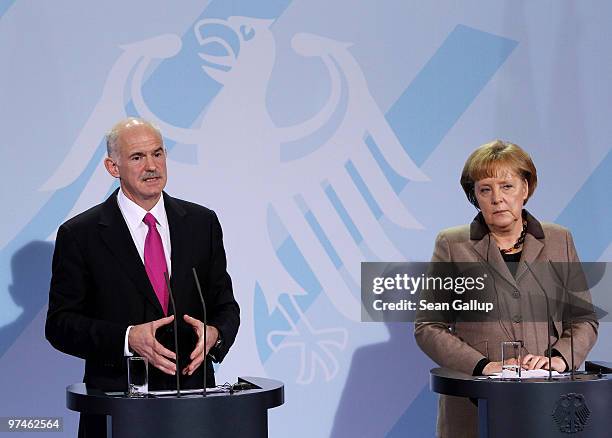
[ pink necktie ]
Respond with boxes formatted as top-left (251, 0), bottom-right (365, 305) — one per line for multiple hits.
top-left (143, 213), bottom-right (169, 315)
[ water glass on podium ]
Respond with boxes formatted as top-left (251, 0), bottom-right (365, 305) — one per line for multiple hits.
top-left (127, 357), bottom-right (148, 397)
top-left (501, 341), bottom-right (522, 379)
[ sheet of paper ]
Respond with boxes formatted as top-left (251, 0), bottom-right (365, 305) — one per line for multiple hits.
top-left (488, 369), bottom-right (566, 379)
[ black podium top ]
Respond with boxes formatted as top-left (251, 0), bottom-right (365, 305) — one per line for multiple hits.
top-left (67, 376), bottom-right (284, 416)
top-left (430, 367), bottom-right (612, 399)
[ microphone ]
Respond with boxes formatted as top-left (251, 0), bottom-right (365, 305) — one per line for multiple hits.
top-left (192, 267), bottom-right (207, 396)
top-left (548, 261), bottom-right (576, 380)
top-left (524, 263), bottom-right (553, 380)
top-left (164, 272), bottom-right (181, 397)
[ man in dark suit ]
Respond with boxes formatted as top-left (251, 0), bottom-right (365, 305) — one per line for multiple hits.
top-left (45, 117), bottom-right (240, 437)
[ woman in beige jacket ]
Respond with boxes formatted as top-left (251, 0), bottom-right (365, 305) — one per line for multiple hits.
top-left (414, 140), bottom-right (598, 438)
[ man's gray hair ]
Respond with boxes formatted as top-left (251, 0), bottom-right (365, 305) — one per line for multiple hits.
top-left (106, 117), bottom-right (163, 160)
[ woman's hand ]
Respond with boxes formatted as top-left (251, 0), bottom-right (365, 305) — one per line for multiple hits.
top-left (522, 354), bottom-right (566, 372)
top-left (482, 359), bottom-right (517, 375)
top-left (482, 355), bottom-right (566, 375)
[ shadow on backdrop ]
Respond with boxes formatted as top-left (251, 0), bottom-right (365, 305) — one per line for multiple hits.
top-left (0, 240), bottom-right (54, 358)
top-left (331, 322), bottom-right (437, 438)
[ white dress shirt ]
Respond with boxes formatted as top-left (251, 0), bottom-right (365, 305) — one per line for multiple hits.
top-left (116, 188), bottom-right (172, 355)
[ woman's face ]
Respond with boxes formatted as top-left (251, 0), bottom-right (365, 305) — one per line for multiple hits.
top-left (474, 167), bottom-right (528, 234)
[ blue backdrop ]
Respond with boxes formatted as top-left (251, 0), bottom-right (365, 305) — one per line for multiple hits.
top-left (0, 1), bottom-right (610, 436)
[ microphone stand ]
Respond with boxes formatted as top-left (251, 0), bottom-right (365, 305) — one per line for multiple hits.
top-left (192, 268), bottom-right (207, 396)
top-left (525, 263), bottom-right (553, 381)
top-left (164, 272), bottom-right (181, 396)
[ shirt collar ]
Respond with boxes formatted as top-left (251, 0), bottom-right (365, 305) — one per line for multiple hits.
top-left (117, 188), bottom-right (168, 229)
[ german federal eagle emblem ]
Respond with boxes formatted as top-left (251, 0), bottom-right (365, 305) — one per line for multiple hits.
top-left (552, 393), bottom-right (590, 433)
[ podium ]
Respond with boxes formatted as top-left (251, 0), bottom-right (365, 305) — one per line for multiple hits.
top-left (431, 368), bottom-right (612, 438)
top-left (67, 377), bottom-right (284, 438)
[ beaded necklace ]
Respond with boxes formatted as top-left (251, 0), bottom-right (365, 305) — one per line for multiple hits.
top-left (499, 220), bottom-right (527, 254)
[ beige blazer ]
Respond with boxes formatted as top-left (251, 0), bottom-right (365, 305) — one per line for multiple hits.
top-left (414, 211), bottom-right (598, 438)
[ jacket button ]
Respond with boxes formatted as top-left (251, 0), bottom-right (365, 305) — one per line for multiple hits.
top-left (512, 290), bottom-right (520, 299)
top-left (513, 315), bottom-right (522, 323)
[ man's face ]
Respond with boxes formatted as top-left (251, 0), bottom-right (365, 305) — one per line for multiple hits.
top-left (104, 124), bottom-right (167, 210)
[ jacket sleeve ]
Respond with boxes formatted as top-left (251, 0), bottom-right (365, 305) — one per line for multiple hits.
top-left (414, 232), bottom-right (488, 375)
top-left (550, 230), bottom-right (598, 368)
top-left (45, 224), bottom-right (129, 361)
top-left (204, 211), bottom-right (240, 363)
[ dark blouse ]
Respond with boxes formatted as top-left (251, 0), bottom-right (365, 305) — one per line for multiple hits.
top-left (501, 250), bottom-right (522, 277)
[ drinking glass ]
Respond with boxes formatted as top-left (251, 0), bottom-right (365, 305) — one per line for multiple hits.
top-left (127, 356), bottom-right (148, 397)
top-left (501, 341), bottom-right (522, 379)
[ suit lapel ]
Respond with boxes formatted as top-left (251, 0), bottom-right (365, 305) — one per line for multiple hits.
top-left (516, 210), bottom-right (546, 280)
top-left (472, 235), bottom-right (518, 289)
top-left (515, 233), bottom-right (544, 281)
top-left (97, 190), bottom-right (164, 316)
top-left (164, 193), bottom-right (190, 316)
top-left (469, 212), bottom-right (517, 288)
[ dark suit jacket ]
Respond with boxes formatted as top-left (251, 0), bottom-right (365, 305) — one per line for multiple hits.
top-left (45, 190), bottom-right (240, 434)
top-left (414, 211), bottom-right (598, 438)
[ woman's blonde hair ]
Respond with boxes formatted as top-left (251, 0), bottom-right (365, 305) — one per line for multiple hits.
top-left (460, 140), bottom-right (537, 208)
